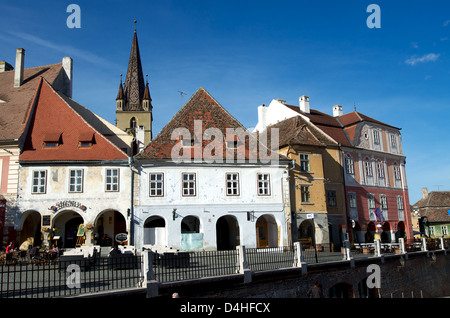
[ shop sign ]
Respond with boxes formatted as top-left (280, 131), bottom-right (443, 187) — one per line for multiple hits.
top-left (49, 200), bottom-right (87, 212)
top-left (115, 233), bottom-right (128, 243)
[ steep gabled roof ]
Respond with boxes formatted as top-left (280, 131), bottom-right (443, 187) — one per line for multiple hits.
top-left (338, 111), bottom-right (400, 130)
top-left (266, 115), bottom-right (337, 149)
top-left (285, 103), bottom-right (401, 147)
top-left (0, 63), bottom-right (63, 141)
top-left (413, 191), bottom-right (450, 223)
top-left (284, 104), bottom-right (352, 147)
top-left (136, 87), bottom-right (283, 162)
top-left (20, 78), bottom-right (129, 162)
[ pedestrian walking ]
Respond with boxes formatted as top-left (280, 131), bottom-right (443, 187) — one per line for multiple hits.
top-left (307, 281), bottom-right (324, 298)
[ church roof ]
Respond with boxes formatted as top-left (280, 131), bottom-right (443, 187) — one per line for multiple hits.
top-left (122, 30), bottom-right (148, 111)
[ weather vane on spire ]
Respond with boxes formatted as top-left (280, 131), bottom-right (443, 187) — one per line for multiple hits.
top-left (134, 20), bottom-right (137, 32)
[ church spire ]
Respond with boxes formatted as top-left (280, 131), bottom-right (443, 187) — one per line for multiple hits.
top-left (123, 20), bottom-right (146, 110)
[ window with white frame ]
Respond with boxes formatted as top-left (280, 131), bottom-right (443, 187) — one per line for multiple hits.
top-left (149, 173), bottom-right (164, 197)
top-left (299, 154), bottom-right (310, 172)
top-left (442, 226), bottom-right (448, 236)
top-left (345, 155), bottom-right (354, 175)
top-left (393, 163), bottom-right (402, 188)
top-left (429, 226), bottom-right (435, 236)
top-left (393, 163), bottom-right (401, 180)
top-left (368, 193), bottom-right (376, 220)
top-left (32, 170), bottom-right (47, 194)
top-left (390, 134), bottom-right (397, 149)
top-left (182, 173), bottom-right (196, 196)
top-left (105, 168), bottom-right (119, 192)
top-left (380, 194), bottom-right (388, 221)
top-left (257, 173), bottom-right (271, 196)
top-left (376, 160), bottom-right (385, 178)
top-left (226, 173), bottom-right (239, 196)
top-left (301, 186), bottom-right (311, 203)
top-left (69, 169), bottom-right (83, 193)
top-left (364, 159), bottom-right (373, 176)
top-left (396, 195), bottom-right (405, 220)
top-left (373, 129), bottom-right (380, 145)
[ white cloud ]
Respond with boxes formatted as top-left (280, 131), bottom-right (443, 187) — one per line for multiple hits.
top-left (7, 31), bottom-right (121, 69)
top-left (405, 53), bottom-right (440, 66)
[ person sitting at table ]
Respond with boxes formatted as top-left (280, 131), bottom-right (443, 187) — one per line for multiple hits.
top-left (5, 242), bottom-right (14, 264)
top-left (5, 242), bottom-right (14, 254)
top-left (29, 245), bottom-right (40, 262)
top-left (108, 244), bottom-right (122, 256)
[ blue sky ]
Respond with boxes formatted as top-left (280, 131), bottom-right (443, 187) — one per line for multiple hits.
top-left (1, 0), bottom-right (449, 203)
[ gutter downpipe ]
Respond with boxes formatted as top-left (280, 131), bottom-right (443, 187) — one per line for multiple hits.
top-left (129, 157), bottom-right (135, 246)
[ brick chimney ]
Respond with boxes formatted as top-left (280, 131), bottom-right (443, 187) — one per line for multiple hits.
top-left (14, 48), bottom-right (25, 88)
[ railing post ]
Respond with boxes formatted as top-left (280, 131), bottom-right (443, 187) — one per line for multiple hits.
top-left (294, 242), bottom-right (307, 274)
top-left (374, 239), bottom-right (381, 257)
top-left (399, 238), bottom-right (406, 255)
top-left (421, 237), bottom-right (428, 251)
top-left (237, 245), bottom-right (252, 283)
top-left (142, 249), bottom-right (159, 298)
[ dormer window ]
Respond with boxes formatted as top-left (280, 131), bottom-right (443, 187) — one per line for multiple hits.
top-left (43, 132), bottom-right (61, 148)
top-left (78, 132), bottom-right (94, 148)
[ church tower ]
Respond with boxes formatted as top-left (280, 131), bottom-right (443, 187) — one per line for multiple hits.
top-left (116, 21), bottom-right (153, 153)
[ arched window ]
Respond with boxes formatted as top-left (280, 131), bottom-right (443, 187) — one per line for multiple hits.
top-left (130, 117), bottom-right (137, 129)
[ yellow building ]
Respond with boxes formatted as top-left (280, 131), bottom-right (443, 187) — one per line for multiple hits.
top-left (268, 116), bottom-right (347, 250)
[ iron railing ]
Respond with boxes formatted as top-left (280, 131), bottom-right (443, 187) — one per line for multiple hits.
top-left (152, 249), bottom-right (239, 283)
top-left (0, 255), bottom-right (143, 298)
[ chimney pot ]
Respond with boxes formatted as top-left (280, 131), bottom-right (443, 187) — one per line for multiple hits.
top-left (14, 48), bottom-right (25, 88)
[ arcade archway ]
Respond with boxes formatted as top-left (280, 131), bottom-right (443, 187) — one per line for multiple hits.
top-left (216, 215), bottom-right (239, 250)
top-left (52, 210), bottom-right (84, 248)
top-left (19, 210), bottom-right (42, 248)
top-left (256, 214), bottom-right (278, 248)
top-left (144, 216), bottom-right (166, 246)
top-left (94, 210), bottom-right (127, 246)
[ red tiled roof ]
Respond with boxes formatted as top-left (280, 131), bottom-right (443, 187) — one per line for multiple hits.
top-left (412, 191), bottom-right (450, 223)
top-left (20, 78), bottom-right (128, 162)
top-left (137, 87), bottom-right (284, 162)
top-left (266, 116), bottom-right (336, 149)
top-left (284, 104), bottom-right (400, 146)
top-left (0, 63), bottom-right (63, 140)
